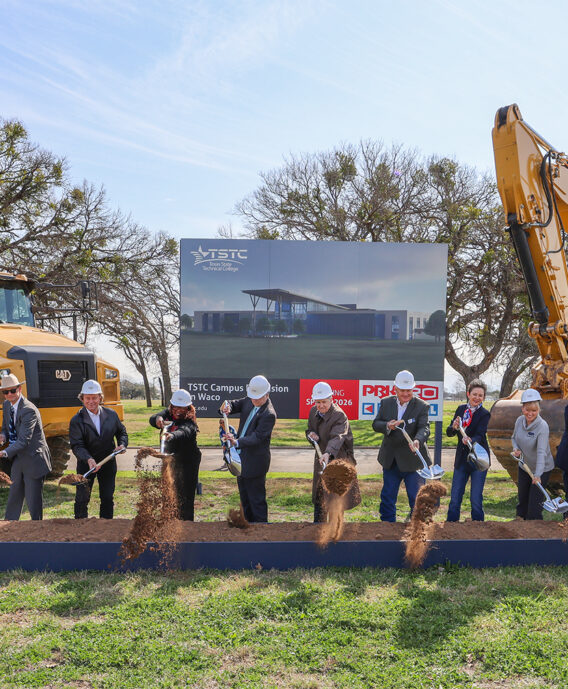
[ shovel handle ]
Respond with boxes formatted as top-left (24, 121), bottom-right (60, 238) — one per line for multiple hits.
top-left (456, 418), bottom-right (473, 450)
top-left (82, 448), bottom-right (125, 479)
top-left (307, 436), bottom-right (327, 473)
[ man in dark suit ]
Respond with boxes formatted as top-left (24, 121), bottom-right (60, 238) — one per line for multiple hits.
top-left (372, 370), bottom-right (431, 522)
top-left (0, 374), bottom-right (52, 520)
top-left (69, 379), bottom-right (128, 519)
top-left (220, 375), bottom-right (277, 523)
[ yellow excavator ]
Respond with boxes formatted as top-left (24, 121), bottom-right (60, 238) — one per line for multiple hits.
top-left (0, 272), bottom-right (122, 478)
top-left (489, 104), bottom-right (568, 481)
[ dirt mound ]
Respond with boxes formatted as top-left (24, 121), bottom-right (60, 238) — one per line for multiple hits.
top-left (321, 460), bottom-right (357, 496)
top-left (0, 471), bottom-right (12, 486)
top-left (227, 504), bottom-right (250, 529)
top-left (405, 482), bottom-right (447, 568)
top-left (119, 451), bottom-right (181, 565)
top-left (58, 474), bottom-right (86, 486)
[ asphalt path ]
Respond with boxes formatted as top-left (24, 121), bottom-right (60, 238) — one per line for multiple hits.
top-left (101, 446), bottom-right (505, 475)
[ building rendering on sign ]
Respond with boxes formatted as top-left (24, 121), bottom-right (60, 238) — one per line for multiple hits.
top-left (191, 288), bottom-right (432, 340)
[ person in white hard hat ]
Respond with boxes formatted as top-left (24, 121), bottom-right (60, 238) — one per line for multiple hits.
top-left (219, 375), bottom-right (277, 522)
top-left (0, 373), bottom-right (51, 520)
top-left (150, 388), bottom-right (202, 521)
top-left (511, 388), bottom-right (554, 520)
top-left (69, 379), bottom-right (128, 519)
top-left (305, 381), bottom-right (360, 522)
top-left (446, 378), bottom-right (491, 522)
top-left (372, 370), bottom-right (431, 522)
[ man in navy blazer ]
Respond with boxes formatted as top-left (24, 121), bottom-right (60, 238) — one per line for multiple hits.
top-left (220, 375), bottom-right (277, 523)
top-left (0, 374), bottom-right (52, 520)
top-left (372, 370), bottom-right (431, 522)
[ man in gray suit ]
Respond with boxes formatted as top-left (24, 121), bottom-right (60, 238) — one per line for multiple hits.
top-left (0, 374), bottom-right (51, 520)
top-left (372, 370), bottom-right (431, 522)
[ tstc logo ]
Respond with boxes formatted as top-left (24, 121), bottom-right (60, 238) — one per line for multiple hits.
top-left (190, 245), bottom-right (248, 266)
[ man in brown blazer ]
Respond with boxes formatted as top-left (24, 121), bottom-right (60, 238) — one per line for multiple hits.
top-left (372, 370), bottom-right (430, 522)
top-left (0, 374), bottom-right (52, 520)
top-left (306, 381), bottom-right (360, 522)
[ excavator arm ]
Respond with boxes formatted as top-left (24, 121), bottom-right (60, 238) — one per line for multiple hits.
top-left (492, 104), bottom-right (568, 397)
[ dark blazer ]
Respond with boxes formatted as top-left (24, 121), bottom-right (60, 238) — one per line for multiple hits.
top-left (149, 409), bottom-right (201, 465)
top-left (372, 395), bottom-right (431, 472)
top-left (555, 404), bottom-right (568, 471)
top-left (2, 397), bottom-right (51, 479)
top-left (446, 404), bottom-right (491, 469)
top-left (223, 397), bottom-right (277, 478)
top-left (69, 406), bottom-right (128, 464)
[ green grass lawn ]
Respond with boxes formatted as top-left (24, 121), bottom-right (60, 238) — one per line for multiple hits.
top-left (1, 566), bottom-right (568, 688)
top-left (124, 399), bottom-right (463, 449)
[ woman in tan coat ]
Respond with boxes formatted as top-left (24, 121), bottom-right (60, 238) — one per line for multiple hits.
top-left (306, 381), bottom-right (361, 522)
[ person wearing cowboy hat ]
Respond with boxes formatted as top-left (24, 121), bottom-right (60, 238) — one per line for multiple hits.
top-left (372, 369), bottom-right (431, 522)
top-left (0, 373), bottom-right (52, 520)
top-left (219, 375), bottom-right (277, 523)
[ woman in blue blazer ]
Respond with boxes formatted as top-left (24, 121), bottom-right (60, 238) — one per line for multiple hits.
top-left (446, 379), bottom-right (491, 521)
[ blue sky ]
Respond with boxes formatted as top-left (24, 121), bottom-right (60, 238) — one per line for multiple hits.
top-left (3, 0), bottom-right (568, 242)
top-left (2, 0), bottom-right (566, 387)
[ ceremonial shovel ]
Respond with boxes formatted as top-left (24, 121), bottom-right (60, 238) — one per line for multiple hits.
top-left (456, 417), bottom-right (490, 471)
top-left (510, 452), bottom-right (568, 514)
top-left (307, 435), bottom-right (328, 474)
top-left (219, 402), bottom-right (242, 477)
top-left (71, 448), bottom-right (126, 485)
top-left (397, 421), bottom-right (444, 480)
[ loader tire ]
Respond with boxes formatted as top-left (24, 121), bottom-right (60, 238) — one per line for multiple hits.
top-left (46, 435), bottom-right (72, 479)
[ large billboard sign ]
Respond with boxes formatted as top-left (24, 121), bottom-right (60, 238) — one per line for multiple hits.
top-left (180, 239), bottom-right (447, 420)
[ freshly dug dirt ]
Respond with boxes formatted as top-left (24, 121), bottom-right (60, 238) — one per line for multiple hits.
top-left (405, 482), bottom-right (448, 569)
top-left (321, 460), bottom-right (357, 497)
top-left (0, 471), bottom-right (12, 485)
top-left (1, 519), bottom-right (567, 543)
top-left (119, 451), bottom-right (180, 564)
top-left (227, 504), bottom-right (250, 529)
top-left (58, 474), bottom-right (87, 486)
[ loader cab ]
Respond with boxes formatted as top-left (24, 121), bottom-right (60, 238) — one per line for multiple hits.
top-left (0, 274), bottom-right (34, 327)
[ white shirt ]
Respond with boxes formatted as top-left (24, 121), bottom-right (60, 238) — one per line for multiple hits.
top-left (396, 399), bottom-right (409, 421)
top-left (86, 407), bottom-right (102, 434)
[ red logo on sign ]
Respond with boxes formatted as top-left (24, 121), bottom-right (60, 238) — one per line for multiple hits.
top-left (299, 379), bottom-right (359, 420)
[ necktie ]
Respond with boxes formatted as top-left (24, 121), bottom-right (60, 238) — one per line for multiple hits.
top-left (8, 406), bottom-right (17, 443)
top-left (237, 407), bottom-right (258, 454)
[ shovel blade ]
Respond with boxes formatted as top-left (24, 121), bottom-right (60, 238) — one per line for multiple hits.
top-left (551, 498), bottom-right (568, 514)
top-left (418, 465), bottom-right (444, 480)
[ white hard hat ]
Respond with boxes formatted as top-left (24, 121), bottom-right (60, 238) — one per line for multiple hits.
top-left (394, 370), bottom-right (415, 390)
top-left (246, 375), bottom-right (271, 399)
top-left (170, 389), bottom-right (193, 407)
top-left (521, 388), bottom-right (542, 404)
top-left (312, 381), bottom-right (333, 400)
top-left (80, 379), bottom-right (102, 395)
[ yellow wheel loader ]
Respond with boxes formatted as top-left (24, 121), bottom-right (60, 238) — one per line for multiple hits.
top-left (0, 272), bottom-right (122, 478)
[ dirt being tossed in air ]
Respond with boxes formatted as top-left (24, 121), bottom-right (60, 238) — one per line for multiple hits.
top-left (227, 504), bottom-right (250, 529)
top-left (321, 460), bottom-right (357, 497)
top-left (58, 474), bottom-right (87, 486)
top-left (0, 471), bottom-right (11, 486)
top-left (316, 460), bottom-right (358, 548)
top-left (405, 482), bottom-right (448, 568)
top-left (119, 450), bottom-right (181, 565)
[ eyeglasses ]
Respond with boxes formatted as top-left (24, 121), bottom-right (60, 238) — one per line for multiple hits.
top-left (2, 388), bottom-right (18, 395)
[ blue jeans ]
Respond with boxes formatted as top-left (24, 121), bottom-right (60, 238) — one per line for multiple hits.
top-left (447, 462), bottom-right (487, 522)
top-left (380, 464), bottom-right (424, 522)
